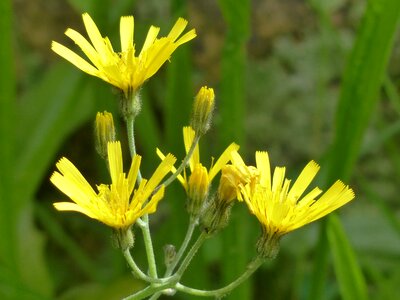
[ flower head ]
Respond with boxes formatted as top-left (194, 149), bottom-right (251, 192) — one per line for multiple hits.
top-left (157, 126), bottom-right (239, 216)
top-left (51, 141), bottom-right (176, 230)
top-left (218, 150), bottom-right (259, 202)
top-left (238, 151), bottom-right (355, 258)
top-left (52, 13), bottom-right (196, 96)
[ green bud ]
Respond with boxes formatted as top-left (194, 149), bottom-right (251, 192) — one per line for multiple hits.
top-left (163, 244), bottom-right (176, 268)
top-left (190, 86), bottom-right (215, 135)
top-left (200, 194), bottom-right (233, 235)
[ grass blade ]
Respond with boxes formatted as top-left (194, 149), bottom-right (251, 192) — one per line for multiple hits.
top-left (0, 0), bottom-right (17, 278)
top-left (217, 0), bottom-right (251, 299)
top-left (315, 1), bottom-right (400, 299)
top-left (327, 0), bottom-right (400, 182)
top-left (327, 215), bottom-right (368, 300)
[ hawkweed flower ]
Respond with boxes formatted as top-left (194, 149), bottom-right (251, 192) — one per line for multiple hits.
top-left (51, 141), bottom-right (176, 248)
top-left (201, 150), bottom-right (257, 234)
top-left (95, 111), bottom-right (116, 159)
top-left (52, 13), bottom-right (196, 117)
top-left (191, 86), bottom-right (215, 135)
top-left (239, 151), bottom-right (355, 259)
top-left (157, 126), bottom-right (239, 217)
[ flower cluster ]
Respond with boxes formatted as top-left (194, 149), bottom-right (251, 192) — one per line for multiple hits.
top-left (50, 12), bottom-right (356, 299)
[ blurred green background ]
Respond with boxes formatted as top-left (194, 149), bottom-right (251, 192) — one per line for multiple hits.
top-left (1, 0), bottom-right (399, 299)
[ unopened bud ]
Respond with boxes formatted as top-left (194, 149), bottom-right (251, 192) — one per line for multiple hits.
top-left (95, 111), bottom-right (116, 159)
top-left (163, 244), bottom-right (176, 268)
top-left (191, 86), bottom-right (215, 135)
top-left (200, 194), bottom-right (233, 235)
top-left (187, 164), bottom-right (209, 217)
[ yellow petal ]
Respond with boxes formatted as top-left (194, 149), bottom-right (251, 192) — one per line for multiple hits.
top-left (256, 151), bottom-right (271, 190)
top-left (142, 185), bottom-right (165, 215)
top-left (174, 29), bottom-right (197, 46)
top-left (141, 26), bottom-right (160, 54)
top-left (272, 167), bottom-right (286, 193)
top-left (120, 16), bottom-right (134, 52)
top-left (65, 28), bottom-right (101, 67)
top-left (167, 18), bottom-right (188, 40)
top-left (287, 161), bottom-right (320, 203)
top-left (156, 148), bottom-right (184, 185)
top-left (51, 158), bottom-right (97, 202)
top-left (128, 155), bottom-right (141, 194)
top-left (208, 143), bottom-right (240, 181)
top-left (53, 202), bottom-right (97, 219)
top-left (107, 141), bottom-right (123, 184)
top-left (82, 13), bottom-right (107, 58)
top-left (144, 154), bottom-right (176, 196)
top-left (183, 126), bottom-right (199, 170)
top-left (51, 42), bottom-right (99, 76)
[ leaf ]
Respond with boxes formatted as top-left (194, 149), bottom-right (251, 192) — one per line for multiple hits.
top-left (217, 1), bottom-right (251, 299)
top-left (15, 63), bottom-right (96, 207)
top-left (327, 0), bottom-right (400, 182)
top-left (327, 215), bottom-right (368, 300)
top-left (0, 0), bottom-right (18, 273)
top-left (314, 1), bottom-right (400, 299)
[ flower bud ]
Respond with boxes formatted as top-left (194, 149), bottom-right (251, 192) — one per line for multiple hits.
top-left (200, 194), bottom-right (233, 235)
top-left (163, 244), bottom-right (176, 268)
top-left (190, 86), bottom-right (215, 135)
top-left (187, 164), bottom-right (209, 217)
top-left (95, 111), bottom-right (116, 159)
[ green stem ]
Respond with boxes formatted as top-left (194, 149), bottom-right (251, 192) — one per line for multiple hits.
top-left (149, 218), bottom-right (198, 300)
top-left (175, 232), bottom-right (208, 277)
top-left (123, 249), bottom-right (163, 283)
top-left (175, 256), bottom-right (264, 297)
top-left (149, 231), bottom-right (207, 300)
top-left (162, 134), bottom-right (200, 188)
top-left (126, 114), bottom-right (142, 182)
top-left (122, 278), bottom-right (179, 300)
top-left (138, 214), bottom-right (158, 279)
top-left (125, 114), bottom-right (157, 279)
top-left (165, 217), bottom-right (197, 276)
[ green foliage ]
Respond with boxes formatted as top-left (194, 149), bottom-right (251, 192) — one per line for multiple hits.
top-left (1, 0), bottom-right (400, 299)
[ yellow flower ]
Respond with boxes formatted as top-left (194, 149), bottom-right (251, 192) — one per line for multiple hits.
top-left (218, 150), bottom-right (259, 202)
top-left (239, 151), bottom-right (355, 258)
top-left (157, 126), bottom-right (239, 216)
top-left (52, 13), bottom-right (196, 96)
top-left (51, 141), bottom-right (176, 229)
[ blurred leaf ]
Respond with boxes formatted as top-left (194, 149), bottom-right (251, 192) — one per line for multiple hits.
top-left (15, 63), bottom-right (96, 208)
top-left (136, 90), bottom-right (162, 171)
top-left (16, 205), bottom-right (53, 297)
top-left (35, 205), bottom-right (101, 282)
top-left (312, 0), bottom-right (400, 299)
top-left (327, 0), bottom-right (400, 182)
top-left (327, 215), bottom-right (368, 300)
top-left (58, 276), bottom-right (145, 300)
top-left (217, 0), bottom-right (251, 299)
top-left (0, 0), bottom-right (17, 274)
